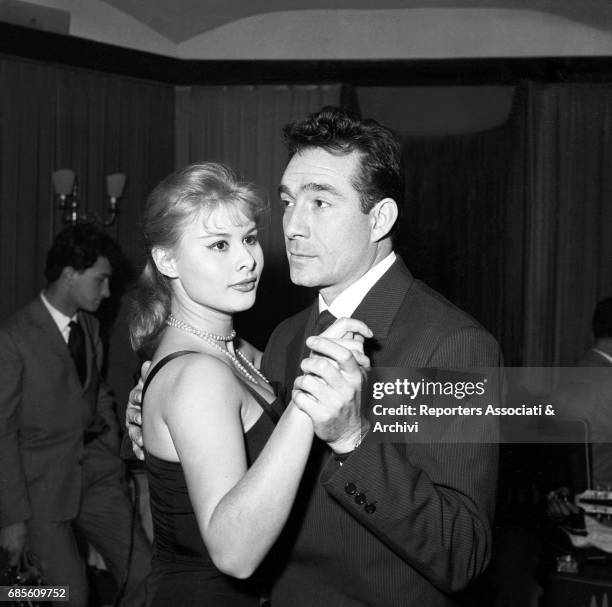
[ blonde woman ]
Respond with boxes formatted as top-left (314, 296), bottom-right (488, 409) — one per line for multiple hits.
top-left (130, 163), bottom-right (369, 606)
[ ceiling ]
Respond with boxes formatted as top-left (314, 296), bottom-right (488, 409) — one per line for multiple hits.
top-left (100, 0), bottom-right (612, 44)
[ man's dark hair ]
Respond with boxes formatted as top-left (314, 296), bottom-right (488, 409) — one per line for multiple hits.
top-left (44, 222), bottom-right (121, 283)
top-left (593, 297), bottom-right (612, 339)
top-left (282, 106), bottom-right (403, 215)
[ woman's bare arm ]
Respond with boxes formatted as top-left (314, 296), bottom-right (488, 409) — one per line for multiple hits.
top-left (156, 355), bottom-right (313, 579)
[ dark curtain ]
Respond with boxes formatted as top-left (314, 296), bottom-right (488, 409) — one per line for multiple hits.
top-left (396, 89), bottom-right (612, 599)
top-left (399, 83), bottom-right (612, 366)
top-left (0, 55), bottom-right (175, 406)
top-left (400, 114), bottom-right (519, 362)
top-left (0, 56), bottom-right (174, 318)
top-left (174, 84), bottom-right (344, 346)
top-left (520, 83), bottom-right (612, 365)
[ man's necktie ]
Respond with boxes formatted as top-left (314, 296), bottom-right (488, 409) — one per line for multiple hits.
top-left (313, 309), bottom-right (337, 336)
top-left (68, 320), bottom-right (87, 386)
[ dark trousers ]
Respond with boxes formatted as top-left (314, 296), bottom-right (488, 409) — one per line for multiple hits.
top-left (27, 475), bottom-right (151, 607)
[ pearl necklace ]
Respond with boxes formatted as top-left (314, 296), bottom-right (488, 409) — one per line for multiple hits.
top-left (167, 314), bottom-right (235, 341)
top-left (166, 314), bottom-right (269, 386)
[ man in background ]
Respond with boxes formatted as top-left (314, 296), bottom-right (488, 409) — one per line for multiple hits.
top-left (0, 223), bottom-right (150, 606)
top-left (582, 298), bottom-right (612, 366)
top-left (549, 296), bottom-right (612, 518)
top-left (576, 297), bottom-right (612, 487)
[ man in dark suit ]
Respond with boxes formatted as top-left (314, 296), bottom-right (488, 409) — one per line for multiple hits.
top-left (0, 224), bottom-right (150, 607)
top-left (127, 107), bottom-right (500, 605)
top-left (580, 297), bottom-right (612, 368)
top-left (260, 107), bottom-right (500, 606)
top-left (575, 297), bottom-right (612, 486)
top-left (548, 297), bottom-right (612, 519)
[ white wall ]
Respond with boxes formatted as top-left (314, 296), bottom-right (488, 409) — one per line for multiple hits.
top-left (20, 0), bottom-right (176, 56)
top-left (9, 3), bottom-right (612, 60)
top-left (178, 8), bottom-right (612, 60)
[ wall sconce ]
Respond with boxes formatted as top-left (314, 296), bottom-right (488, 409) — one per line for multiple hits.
top-left (52, 169), bottom-right (126, 226)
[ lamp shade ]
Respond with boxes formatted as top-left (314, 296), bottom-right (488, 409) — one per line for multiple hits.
top-left (52, 169), bottom-right (75, 195)
top-left (106, 173), bottom-right (126, 199)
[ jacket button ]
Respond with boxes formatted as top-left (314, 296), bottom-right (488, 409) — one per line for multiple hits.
top-left (344, 482), bottom-right (357, 495)
top-left (355, 492), bottom-right (367, 505)
top-left (365, 503), bottom-right (377, 514)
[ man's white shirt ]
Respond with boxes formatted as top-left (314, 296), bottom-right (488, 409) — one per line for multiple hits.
top-left (40, 292), bottom-right (76, 344)
top-left (318, 251), bottom-right (396, 318)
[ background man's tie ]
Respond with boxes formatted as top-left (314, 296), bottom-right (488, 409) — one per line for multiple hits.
top-left (68, 320), bottom-right (87, 386)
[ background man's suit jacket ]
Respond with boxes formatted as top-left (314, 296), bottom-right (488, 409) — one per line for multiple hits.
top-left (553, 346), bottom-right (612, 488)
top-left (0, 297), bottom-right (121, 527)
top-left (261, 257), bottom-right (501, 607)
top-left (580, 347), bottom-right (612, 367)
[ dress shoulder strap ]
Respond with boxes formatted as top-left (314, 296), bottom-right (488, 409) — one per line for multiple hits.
top-left (141, 350), bottom-right (198, 403)
top-left (141, 350), bottom-right (281, 426)
top-left (240, 380), bottom-right (281, 424)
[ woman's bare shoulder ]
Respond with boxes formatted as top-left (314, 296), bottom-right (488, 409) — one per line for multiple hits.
top-left (148, 352), bottom-right (243, 416)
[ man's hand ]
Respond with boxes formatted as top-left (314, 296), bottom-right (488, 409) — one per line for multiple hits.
top-left (547, 487), bottom-right (580, 521)
top-left (314, 317), bottom-right (372, 370)
top-left (0, 522), bottom-right (27, 566)
top-left (292, 318), bottom-right (372, 453)
top-left (125, 361), bottom-right (150, 461)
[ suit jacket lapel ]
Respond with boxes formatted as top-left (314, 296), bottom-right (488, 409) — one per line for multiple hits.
top-left (283, 257), bottom-right (413, 386)
top-left (27, 298), bottom-right (73, 363)
top-left (352, 256), bottom-right (413, 343)
top-left (27, 298), bottom-right (84, 391)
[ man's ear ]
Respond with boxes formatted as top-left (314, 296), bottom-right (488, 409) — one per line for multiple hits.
top-left (369, 198), bottom-right (399, 242)
top-left (152, 247), bottom-right (178, 278)
top-left (62, 266), bottom-right (77, 284)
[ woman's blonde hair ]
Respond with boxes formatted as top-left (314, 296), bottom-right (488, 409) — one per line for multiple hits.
top-left (130, 162), bottom-right (267, 356)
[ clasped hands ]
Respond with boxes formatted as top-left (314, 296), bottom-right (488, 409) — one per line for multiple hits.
top-left (126, 317), bottom-right (372, 459)
top-left (291, 317), bottom-right (371, 454)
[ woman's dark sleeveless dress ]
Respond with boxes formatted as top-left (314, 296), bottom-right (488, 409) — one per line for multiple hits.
top-left (141, 351), bottom-right (280, 607)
